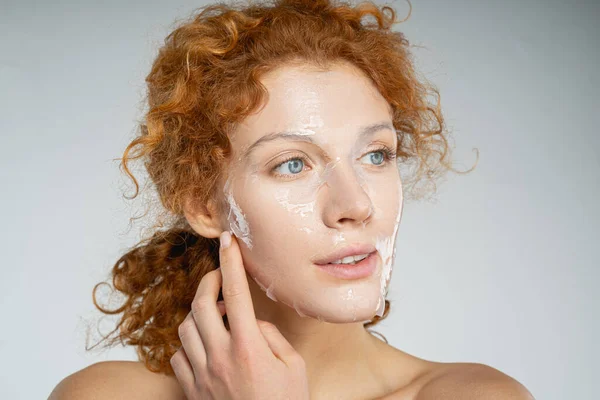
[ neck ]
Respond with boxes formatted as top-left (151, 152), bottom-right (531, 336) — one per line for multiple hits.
top-left (246, 272), bottom-right (393, 398)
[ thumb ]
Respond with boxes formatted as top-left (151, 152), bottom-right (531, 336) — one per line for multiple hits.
top-left (256, 319), bottom-right (303, 366)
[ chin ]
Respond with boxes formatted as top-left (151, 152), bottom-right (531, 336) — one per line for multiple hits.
top-left (285, 293), bottom-right (382, 324)
top-left (247, 259), bottom-right (385, 323)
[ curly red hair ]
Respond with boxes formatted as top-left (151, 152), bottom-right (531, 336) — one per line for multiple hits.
top-left (88, 0), bottom-right (476, 376)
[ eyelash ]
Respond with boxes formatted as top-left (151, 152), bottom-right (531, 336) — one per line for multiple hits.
top-left (270, 145), bottom-right (397, 178)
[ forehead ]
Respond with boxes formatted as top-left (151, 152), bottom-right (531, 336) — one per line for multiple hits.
top-left (230, 62), bottom-right (393, 150)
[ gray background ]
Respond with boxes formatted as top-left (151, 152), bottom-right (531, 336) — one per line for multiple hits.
top-left (1, 0), bottom-right (598, 399)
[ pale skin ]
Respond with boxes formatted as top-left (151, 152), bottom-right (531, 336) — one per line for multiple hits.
top-left (48, 62), bottom-right (535, 399)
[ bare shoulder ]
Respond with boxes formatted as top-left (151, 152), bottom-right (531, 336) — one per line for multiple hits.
top-left (412, 362), bottom-right (536, 400)
top-left (47, 360), bottom-right (184, 400)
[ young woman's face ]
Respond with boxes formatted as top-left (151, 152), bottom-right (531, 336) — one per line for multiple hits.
top-left (221, 62), bottom-right (403, 323)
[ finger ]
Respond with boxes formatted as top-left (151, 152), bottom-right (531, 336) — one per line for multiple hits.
top-left (257, 320), bottom-right (302, 366)
top-left (178, 310), bottom-right (208, 374)
top-left (191, 268), bottom-right (229, 353)
top-left (219, 231), bottom-right (261, 340)
top-left (170, 347), bottom-right (195, 390)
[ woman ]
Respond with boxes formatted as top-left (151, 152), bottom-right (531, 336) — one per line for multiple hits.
top-left (49, 0), bottom-right (534, 398)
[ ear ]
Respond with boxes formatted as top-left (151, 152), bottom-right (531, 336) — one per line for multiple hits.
top-left (183, 196), bottom-right (223, 239)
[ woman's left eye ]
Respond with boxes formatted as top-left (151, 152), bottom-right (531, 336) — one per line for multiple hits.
top-left (361, 150), bottom-right (386, 166)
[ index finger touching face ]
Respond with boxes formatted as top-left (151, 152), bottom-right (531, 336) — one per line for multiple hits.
top-left (219, 231), bottom-right (261, 340)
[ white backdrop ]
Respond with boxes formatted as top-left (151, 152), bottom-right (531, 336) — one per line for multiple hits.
top-left (1, 0), bottom-right (597, 399)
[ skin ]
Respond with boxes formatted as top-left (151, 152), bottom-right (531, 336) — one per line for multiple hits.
top-left (48, 62), bottom-right (536, 400)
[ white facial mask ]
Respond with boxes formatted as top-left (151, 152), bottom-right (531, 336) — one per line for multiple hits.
top-left (222, 123), bottom-right (403, 323)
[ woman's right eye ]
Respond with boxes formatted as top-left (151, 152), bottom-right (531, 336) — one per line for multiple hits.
top-left (273, 158), bottom-right (305, 176)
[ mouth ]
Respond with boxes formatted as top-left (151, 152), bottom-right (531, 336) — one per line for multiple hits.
top-left (313, 243), bottom-right (377, 265)
top-left (328, 253), bottom-right (371, 265)
top-left (314, 251), bottom-right (378, 280)
top-left (313, 243), bottom-right (378, 280)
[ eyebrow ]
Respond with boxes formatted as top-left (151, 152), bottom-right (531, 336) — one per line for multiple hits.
top-left (241, 121), bottom-right (395, 159)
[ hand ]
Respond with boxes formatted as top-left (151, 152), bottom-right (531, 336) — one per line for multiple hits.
top-left (170, 231), bottom-right (310, 400)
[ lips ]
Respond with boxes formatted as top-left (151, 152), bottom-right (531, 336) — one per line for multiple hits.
top-left (313, 243), bottom-right (377, 265)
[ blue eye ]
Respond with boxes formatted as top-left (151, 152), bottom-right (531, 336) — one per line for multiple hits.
top-left (274, 158), bottom-right (305, 175)
top-left (361, 150), bottom-right (386, 165)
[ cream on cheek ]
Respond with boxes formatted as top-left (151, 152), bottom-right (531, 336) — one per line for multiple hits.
top-left (223, 176), bottom-right (253, 249)
top-left (222, 170), bottom-right (318, 305)
top-left (373, 180), bottom-right (403, 316)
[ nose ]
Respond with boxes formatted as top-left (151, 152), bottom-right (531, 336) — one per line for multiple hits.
top-left (321, 164), bottom-right (374, 230)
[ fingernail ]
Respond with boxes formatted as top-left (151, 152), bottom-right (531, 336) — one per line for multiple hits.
top-left (220, 231), bottom-right (231, 249)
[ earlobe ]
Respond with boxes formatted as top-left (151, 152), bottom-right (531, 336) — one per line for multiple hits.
top-left (183, 197), bottom-right (223, 239)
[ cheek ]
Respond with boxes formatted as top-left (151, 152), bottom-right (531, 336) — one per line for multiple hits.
top-left (382, 179), bottom-right (402, 221)
top-left (364, 170), bottom-right (402, 228)
top-left (233, 185), bottom-right (318, 264)
top-left (244, 179), bottom-right (321, 235)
